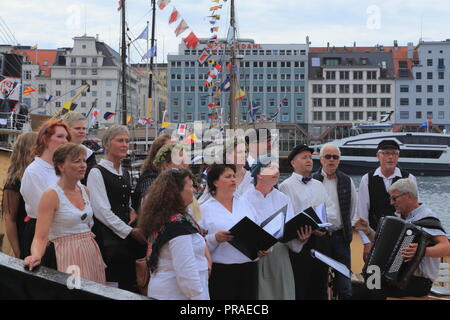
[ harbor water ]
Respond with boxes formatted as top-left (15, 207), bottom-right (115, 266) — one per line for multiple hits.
top-left (279, 173), bottom-right (450, 233)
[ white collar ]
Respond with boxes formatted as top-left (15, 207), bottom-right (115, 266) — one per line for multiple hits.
top-left (374, 167), bottom-right (402, 180)
top-left (34, 156), bottom-right (54, 169)
top-left (99, 158), bottom-right (122, 175)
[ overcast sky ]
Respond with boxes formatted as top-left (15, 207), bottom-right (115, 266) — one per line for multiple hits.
top-left (2, 0), bottom-right (450, 63)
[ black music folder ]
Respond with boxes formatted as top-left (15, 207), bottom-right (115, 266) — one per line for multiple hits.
top-left (281, 204), bottom-right (332, 242)
top-left (228, 205), bottom-right (287, 260)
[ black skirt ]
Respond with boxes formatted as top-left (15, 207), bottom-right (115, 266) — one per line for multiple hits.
top-left (22, 218), bottom-right (57, 269)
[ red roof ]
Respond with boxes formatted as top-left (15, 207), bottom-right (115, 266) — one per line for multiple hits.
top-left (13, 49), bottom-right (58, 77)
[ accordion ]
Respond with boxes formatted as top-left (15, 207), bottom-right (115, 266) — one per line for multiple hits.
top-left (363, 216), bottom-right (432, 289)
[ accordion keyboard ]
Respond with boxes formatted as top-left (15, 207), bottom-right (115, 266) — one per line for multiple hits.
top-left (388, 230), bottom-right (415, 274)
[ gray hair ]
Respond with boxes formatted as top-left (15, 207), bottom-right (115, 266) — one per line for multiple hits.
top-left (389, 178), bottom-right (418, 200)
top-left (61, 112), bottom-right (86, 127)
top-left (102, 124), bottom-right (129, 150)
top-left (320, 143), bottom-right (341, 157)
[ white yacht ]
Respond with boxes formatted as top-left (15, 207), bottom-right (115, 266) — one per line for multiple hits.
top-left (312, 132), bottom-right (450, 176)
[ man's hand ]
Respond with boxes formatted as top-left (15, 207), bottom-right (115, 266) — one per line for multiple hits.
top-left (401, 243), bottom-right (418, 262)
top-left (354, 217), bottom-right (370, 234)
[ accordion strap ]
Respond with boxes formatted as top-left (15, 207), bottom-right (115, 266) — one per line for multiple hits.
top-left (413, 217), bottom-right (446, 234)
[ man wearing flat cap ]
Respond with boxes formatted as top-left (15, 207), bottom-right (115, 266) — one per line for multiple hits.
top-left (279, 144), bottom-right (337, 300)
top-left (357, 139), bottom-right (416, 262)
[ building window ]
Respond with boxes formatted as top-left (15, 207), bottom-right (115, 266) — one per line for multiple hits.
top-left (326, 71), bottom-right (336, 80)
top-left (313, 111), bottom-right (322, 121)
top-left (427, 111), bottom-right (433, 119)
top-left (200, 113), bottom-right (206, 120)
top-left (367, 98), bottom-right (377, 107)
top-left (173, 98), bottom-right (179, 106)
top-left (367, 111), bottom-right (377, 121)
top-left (296, 113), bottom-right (303, 122)
top-left (106, 102), bottom-right (111, 108)
top-left (105, 80), bottom-right (112, 86)
top-left (380, 84), bottom-right (391, 93)
top-left (427, 59), bottom-right (433, 66)
top-left (415, 72), bottom-right (421, 79)
top-left (106, 91), bottom-right (111, 97)
top-left (380, 98), bottom-right (391, 107)
top-left (427, 85), bottom-right (433, 93)
top-left (367, 84), bottom-right (377, 94)
top-left (173, 112), bottom-right (179, 121)
top-left (326, 85), bottom-right (336, 94)
top-left (353, 84), bottom-right (363, 94)
top-left (416, 98), bottom-right (422, 106)
top-left (427, 72), bottom-right (433, 80)
top-left (186, 113), bottom-right (193, 121)
top-left (416, 85), bottom-right (422, 93)
top-left (353, 111), bottom-right (363, 120)
top-left (438, 98), bottom-right (445, 106)
top-left (353, 98), bottom-right (363, 107)
top-left (339, 84), bottom-right (350, 94)
top-left (399, 111), bottom-right (409, 120)
top-left (313, 84), bottom-right (322, 93)
top-left (367, 71), bottom-right (377, 80)
top-left (92, 91), bottom-right (97, 97)
top-left (70, 69), bottom-right (76, 75)
top-left (340, 98), bottom-right (350, 107)
top-left (339, 111), bottom-right (350, 121)
top-left (296, 99), bottom-right (303, 107)
top-left (92, 80), bottom-right (97, 86)
top-left (71, 80), bottom-right (76, 86)
top-left (38, 84), bottom-right (46, 94)
top-left (400, 98), bottom-right (409, 106)
top-left (326, 98), bottom-right (336, 107)
top-left (92, 69), bottom-right (98, 75)
top-left (81, 102), bottom-right (86, 108)
top-left (438, 111), bottom-right (445, 120)
top-left (55, 79), bottom-right (61, 85)
top-left (438, 72), bottom-right (444, 79)
top-left (400, 85), bottom-right (409, 93)
top-left (339, 71), bottom-right (350, 80)
top-left (55, 90), bottom-right (61, 96)
top-left (326, 112), bottom-right (336, 121)
top-left (416, 111), bottom-right (422, 119)
top-left (438, 85), bottom-right (444, 92)
top-left (353, 71), bottom-right (363, 80)
top-left (55, 102), bottom-right (61, 108)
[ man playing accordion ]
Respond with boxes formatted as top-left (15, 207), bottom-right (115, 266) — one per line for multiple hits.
top-left (353, 178), bottom-right (450, 299)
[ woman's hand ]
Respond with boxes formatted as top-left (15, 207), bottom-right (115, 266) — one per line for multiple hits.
top-left (297, 225), bottom-right (313, 243)
top-left (215, 231), bottom-right (234, 243)
top-left (257, 249), bottom-right (271, 258)
top-left (354, 217), bottom-right (370, 234)
top-left (23, 255), bottom-right (41, 271)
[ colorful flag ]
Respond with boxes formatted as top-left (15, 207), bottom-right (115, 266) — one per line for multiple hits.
top-left (174, 19), bottom-right (189, 37)
top-left (168, 7), bottom-right (180, 24)
top-left (235, 88), bottom-right (246, 100)
top-left (138, 118), bottom-right (151, 125)
top-left (177, 123), bottom-right (187, 136)
top-left (92, 108), bottom-right (100, 121)
top-left (185, 133), bottom-right (198, 144)
top-left (104, 112), bottom-right (116, 120)
top-left (43, 94), bottom-right (53, 106)
top-left (270, 107), bottom-right (280, 121)
top-left (210, 26), bottom-right (219, 33)
top-left (126, 116), bottom-right (134, 124)
top-left (157, 0), bottom-right (170, 10)
top-left (135, 25), bottom-right (148, 41)
top-left (214, 88), bottom-right (221, 98)
top-left (198, 49), bottom-right (211, 65)
top-left (209, 20), bottom-right (216, 25)
top-left (161, 121), bottom-right (172, 129)
top-left (210, 5), bottom-right (222, 11)
top-left (30, 45), bottom-right (38, 51)
top-left (209, 14), bottom-right (221, 20)
top-left (184, 32), bottom-right (199, 49)
top-left (212, 0), bottom-right (220, 3)
top-left (221, 76), bottom-right (231, 92)
top-left (23, 87), bottom-right (36, 95)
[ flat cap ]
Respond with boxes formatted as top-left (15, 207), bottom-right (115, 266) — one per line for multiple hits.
top-left (377, 139), bottom-right (400, 151)
top-left (287, 144), bottom-right (314, 166)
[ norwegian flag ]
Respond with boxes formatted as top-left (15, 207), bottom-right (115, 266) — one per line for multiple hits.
top-left (138, 118), bottom-right (151, 125)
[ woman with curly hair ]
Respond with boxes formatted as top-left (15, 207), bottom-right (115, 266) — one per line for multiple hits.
top-left (20, 119), bottom-right (71, 258)
top-left (2, 131), bottom-right (38, 258)
top-left (138, 168), bottom-right (210, 300)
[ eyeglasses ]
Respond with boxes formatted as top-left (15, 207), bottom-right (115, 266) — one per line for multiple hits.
top-left (323, 154), bottom-right (339, 160)
top-left (389, 193), bottom-right (407, 201)
top-left (379, 151), bottom-right (399, 157)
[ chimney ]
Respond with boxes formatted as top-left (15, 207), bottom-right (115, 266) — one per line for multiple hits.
top-left (96, 34), bottom-right (99, 41)
top-left (407, 42), bottom-right (414, 59)
top-left (393, 40), bottom-right (398, 51)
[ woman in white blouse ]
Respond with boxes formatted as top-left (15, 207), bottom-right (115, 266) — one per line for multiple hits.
top-left (243, 156), bottom-right (312, 300)
top-left (20, 119), bottom-right (71, 258)
top-left (138, 168), bottom-right (209, 300)
top-left (199, 163), bottom-right (268, 300)
top-left (24, 143), bottom-right (105, 283)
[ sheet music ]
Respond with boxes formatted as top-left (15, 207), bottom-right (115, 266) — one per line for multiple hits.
top-left (311, 249), bottom-right (351, 279)
top-left (261, 205), bottom-right (287, 239)
top-left (314, 204), bottom-right (332, 228)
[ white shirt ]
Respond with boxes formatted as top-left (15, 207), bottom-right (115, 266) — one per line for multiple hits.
top-left (83, 144), bottom-right (94, 159)
top-left (357, 167), bottom-right (417, 244)
top-left (48, 183), bottom-right (93, 241)
top-left (403, 204), bottom-right (446, 281)
top-left (320, 170), bottom-right (358, 231)
top-left (279, 172), bottom-right (338, 224)
top-left (87, 159), bottom-right (133, 239)
top-left (197, 170), bottom-right (253, 205)
top-left (20, 157), bottom-right (59, 219)
top-left (242, 186), bottom-right (304, 253)
top-left (147, 233), bottom-right (210, 300)
top-left (199, 196), bottom-right (259, 264)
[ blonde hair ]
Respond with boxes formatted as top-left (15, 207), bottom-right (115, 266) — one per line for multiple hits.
top-left (5, 131), bottom-right (38, 185)
top-left (61, 112), bottom-right (86, 127)
top-left (53, 143), bottom-right (87, 176)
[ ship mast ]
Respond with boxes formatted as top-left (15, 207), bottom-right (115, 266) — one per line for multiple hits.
top-left (149, 0), bottom-right (156, 133)
top-left (120, 0), bottom-right (127, 125)
top-left (228, 0), bottom-right (238, 130)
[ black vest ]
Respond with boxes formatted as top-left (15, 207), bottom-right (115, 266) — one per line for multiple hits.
top-left (313, 169), bottom-right (353, 244)
top-left (92, 165), bottom-right (131, 248)
top-left (367, 168), bottom-right (409, 230)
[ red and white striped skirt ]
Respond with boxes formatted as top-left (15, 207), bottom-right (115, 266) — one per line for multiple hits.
top-left (51, 232), bottom-right (106, 284)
